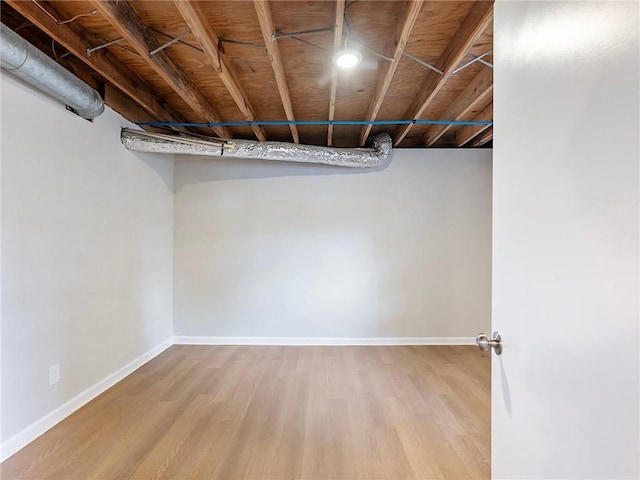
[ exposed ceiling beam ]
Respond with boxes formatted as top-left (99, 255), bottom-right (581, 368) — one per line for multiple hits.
top-left (4, 0), bottom-right (188, 130)
top-left (473, 127), bottom-right (493, 147)
top-left (424, 66), bottom-right (492, 146)
top-left (393, 1), bottom-right (493, 145)
top-left (253, 0), bottom-right (299, 144)
top-left (90, 0), bottom-right (232, 139)
top-left (327, 0), bottom-right (345, 147)
top-left (174, 0), bottom-right (266, 142)
top-left (359, 0), bottom-right (424, 146)
top-left (455, 102), bottom-right (492, 146)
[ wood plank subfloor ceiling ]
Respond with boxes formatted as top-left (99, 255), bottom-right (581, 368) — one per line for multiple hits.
top-left (2, 345), bottom-right (490, 479)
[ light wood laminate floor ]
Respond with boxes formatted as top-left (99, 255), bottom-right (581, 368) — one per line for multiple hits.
top-left (2, 345), bottom-right (490, 479)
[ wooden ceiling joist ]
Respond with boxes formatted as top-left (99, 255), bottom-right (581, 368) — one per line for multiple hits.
top-left (90, 0), bottom-right (232, 139)
top-left (473, 127), bottom-right (493, 147)
top-left (424, 66), bottom-right (492, 146)
top-left (174, 0), bottom-right (266, 142)
top-left (359, 0), bottom-right (424, 146)
top-left (253, 0), bottom-right (299, 144)
top-left (6, 0), bottom-right (494, 148)
top-left (4, 0), bottom-right (187, 129)
top-left (393, 1), bottom-right (493, 146)
top-left (327, 0), bottom-right (345, 147)
top-left (455, 102), bottom-right (492, 146)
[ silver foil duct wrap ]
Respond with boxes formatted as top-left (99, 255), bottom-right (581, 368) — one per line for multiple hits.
top-left (121, 128), bottom-right (392, 168)
top-left (121, 128), bottom-right (225, 156)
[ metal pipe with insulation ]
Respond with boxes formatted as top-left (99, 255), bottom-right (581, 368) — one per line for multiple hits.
top-left (121, 128), bottom-right (393, 168)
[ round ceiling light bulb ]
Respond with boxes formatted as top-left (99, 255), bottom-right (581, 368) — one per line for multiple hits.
top-left (333, 49), bottom-right (362, 69)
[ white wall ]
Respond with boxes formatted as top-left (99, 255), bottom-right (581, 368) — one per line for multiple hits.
top-left (173, 149), bottom-right (492, 341)
top-left (492, 1), bottom-right (639, 478)
top-left (1, 73), bottom-right (174, 451)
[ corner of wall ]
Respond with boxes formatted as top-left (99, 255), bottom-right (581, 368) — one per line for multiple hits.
top-left (0, 338), bottom-right (172, 462)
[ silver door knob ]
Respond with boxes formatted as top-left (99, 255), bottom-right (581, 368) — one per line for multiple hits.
top-left (476, 331), bottom-right (502, 355)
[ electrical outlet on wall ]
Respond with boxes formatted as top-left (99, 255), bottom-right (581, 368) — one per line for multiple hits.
top-left (49, 364), bottom-right (60, 386)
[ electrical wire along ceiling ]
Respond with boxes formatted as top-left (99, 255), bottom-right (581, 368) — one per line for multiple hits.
top-left (1, 0), bottom-right (494, 148)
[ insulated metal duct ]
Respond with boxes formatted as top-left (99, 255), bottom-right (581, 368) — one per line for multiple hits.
top-left (120, 128), bottom-right (392, 168)
top-left (1, 23), bottom-right (104, 119)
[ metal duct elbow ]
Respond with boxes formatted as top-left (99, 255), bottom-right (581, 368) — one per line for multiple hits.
top-left (121, 128), bottom-right (392, 168)
top-left (1, 23), bottom-right (104, 119)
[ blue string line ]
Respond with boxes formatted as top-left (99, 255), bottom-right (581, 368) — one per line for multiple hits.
top-left (137, 119), bottom-right (493, 128)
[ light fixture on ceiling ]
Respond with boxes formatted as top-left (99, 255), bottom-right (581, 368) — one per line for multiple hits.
top-left (333, 48), bottom-right (362, 69)
top-left (333, 1), bottom-right (363, 70)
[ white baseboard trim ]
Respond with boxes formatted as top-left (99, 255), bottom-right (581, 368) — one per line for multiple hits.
top-left (172, 336), bottom-right (476, 346)
top-left (0, 337), bottom-right (173, 463)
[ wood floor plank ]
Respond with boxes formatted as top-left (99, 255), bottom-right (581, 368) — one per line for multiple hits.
top-left (2, 345), bottom-right (490, 479)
